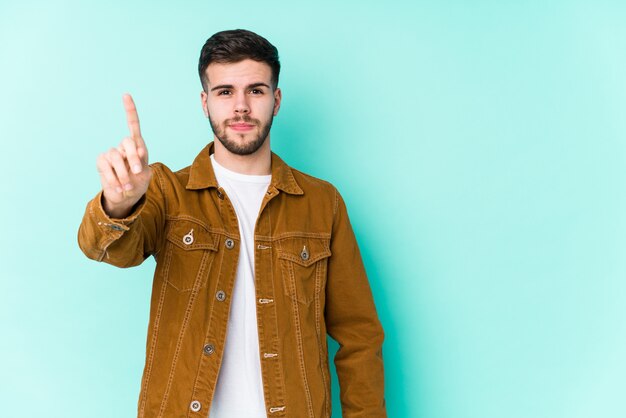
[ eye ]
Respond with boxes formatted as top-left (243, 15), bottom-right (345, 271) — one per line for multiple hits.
top-left (218, 90), bottom-right (232, 96)
top-left (250, 89), bottom-right (263, 95)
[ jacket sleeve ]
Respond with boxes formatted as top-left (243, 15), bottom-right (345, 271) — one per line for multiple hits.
top-left (77, 163), bottom-right (166, 268)
top-left (324, 188), bottom-right (387, 417)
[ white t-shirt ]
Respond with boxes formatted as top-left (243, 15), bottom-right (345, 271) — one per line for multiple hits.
top-left (208, 154), bottom-right (271, 418)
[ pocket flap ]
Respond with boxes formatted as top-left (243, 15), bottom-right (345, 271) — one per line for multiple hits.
top-left (277, 237), bottom-right (331, 267)
top-left (166, 219), bottom-right (219, 251)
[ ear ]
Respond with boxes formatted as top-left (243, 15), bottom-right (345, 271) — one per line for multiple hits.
top-left (273, 87), bottom-right (282, 116)
top-left (200, 90), bottom-right (209, 118)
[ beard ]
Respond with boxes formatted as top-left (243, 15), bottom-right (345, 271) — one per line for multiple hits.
top-left (209, 113), bottom-right (274, 156)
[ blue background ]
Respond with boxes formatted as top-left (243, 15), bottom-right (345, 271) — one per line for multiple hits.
top-left (1, 0), bottom-right (625, 417)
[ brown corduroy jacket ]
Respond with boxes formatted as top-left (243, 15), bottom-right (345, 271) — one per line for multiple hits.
top-left (77, 142), bottom-right (386, 418)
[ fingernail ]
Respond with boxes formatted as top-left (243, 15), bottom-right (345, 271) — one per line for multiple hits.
top-left (116, 186), bottom-right (123, 193)
top-left (124, 183), bottom-right (134, 191)
top-left (132, 164), bottom-right (142, 174)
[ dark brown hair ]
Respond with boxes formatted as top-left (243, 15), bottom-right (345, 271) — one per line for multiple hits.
top-left (198, 29), bottom-right (280, 92)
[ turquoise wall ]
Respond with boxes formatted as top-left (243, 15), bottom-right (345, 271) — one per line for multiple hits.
top-left (1, 0), bottom-right (625, 417)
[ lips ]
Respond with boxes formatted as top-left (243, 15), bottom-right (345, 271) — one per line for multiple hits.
top-left (229, 123), bottom-right (255, 131)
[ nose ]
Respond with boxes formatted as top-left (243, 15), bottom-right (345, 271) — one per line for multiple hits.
top-left (234, 92), bottom-right (250, 115)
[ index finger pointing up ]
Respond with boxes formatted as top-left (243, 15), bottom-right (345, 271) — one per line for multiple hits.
top-left (123, 93), bottom-right (143, 141)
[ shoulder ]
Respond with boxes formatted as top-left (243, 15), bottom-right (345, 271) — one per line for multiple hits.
top-left (288, 166), bottom-right (343, 215)
top-left (292, 165), bottom-right (337, 192)
top-left (147, 161), bottom-right (191, 187)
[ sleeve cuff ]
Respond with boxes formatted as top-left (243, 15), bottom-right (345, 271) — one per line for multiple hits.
top-left (90, 190), bottom-right (147, 232)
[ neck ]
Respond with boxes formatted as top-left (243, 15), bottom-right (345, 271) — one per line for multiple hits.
top-left (212, 137), bottom-right (272, 175)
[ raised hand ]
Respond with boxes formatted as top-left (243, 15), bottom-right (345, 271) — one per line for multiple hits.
top-left (96, 94), bottom-right (152, 218)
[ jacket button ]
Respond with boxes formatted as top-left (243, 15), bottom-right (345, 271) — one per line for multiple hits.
top-left (225, 238), bottom-right (234, 249)
top-left (216, 290), bottom-right (226, 301)
top-left (203, 344), bottom-right (215, 355)
top-left (190, 400), bottom-right (202, 412)
top-left (182, 229), bottom-right (194, 245)
top-left (217, 189), bottom-right (224, 200)
top-left (300, 245), bottom-right (309, 261)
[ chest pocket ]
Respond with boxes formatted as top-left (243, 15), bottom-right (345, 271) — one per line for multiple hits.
top-left (278, 236), bottom-right (331, 305)
top-left (164, 219), bottom-right (220, 292)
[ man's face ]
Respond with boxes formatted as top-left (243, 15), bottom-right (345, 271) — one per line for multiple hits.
top-left (201, 59), bottom-right (281, 156)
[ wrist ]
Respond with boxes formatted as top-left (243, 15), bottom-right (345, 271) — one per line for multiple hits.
top-left (101, 194), bottom-right (138, 219)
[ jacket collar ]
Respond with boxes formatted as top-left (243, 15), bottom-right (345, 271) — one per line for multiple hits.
top-left (185, 141), bottom-right (304, 195)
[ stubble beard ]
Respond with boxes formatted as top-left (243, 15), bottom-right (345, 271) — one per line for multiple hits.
top-left (209, 113), bottom-right (274, 156)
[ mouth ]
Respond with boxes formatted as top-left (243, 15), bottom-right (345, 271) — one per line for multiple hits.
top-left (228, 123), bottom-right (255, 132)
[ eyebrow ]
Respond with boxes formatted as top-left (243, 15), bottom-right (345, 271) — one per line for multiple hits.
top-left (210, 82), bottom-right (271, 92)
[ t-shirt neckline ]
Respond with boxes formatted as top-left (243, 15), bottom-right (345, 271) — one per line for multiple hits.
top-left (210, 154), bottom-right (272, 184)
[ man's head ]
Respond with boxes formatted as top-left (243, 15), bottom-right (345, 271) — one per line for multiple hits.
top-left (199, 29), bottom-right (282, 157)
top-left (198, 29), bottom-right (280, 91)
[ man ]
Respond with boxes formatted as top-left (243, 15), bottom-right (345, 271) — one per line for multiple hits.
top-left (78, 29), bottom-right (386, 418)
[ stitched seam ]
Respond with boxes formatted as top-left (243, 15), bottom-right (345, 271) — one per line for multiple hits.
top-left (138, 244), bottom-right (172, 417)
top-left (209, 226), bottom-right (241, 407)
top-left (208, 242), bottom-right (230, 406)
top-left (314, 263), bottom-right (330, 418)
top-left (153, 165), bottom-right (167, 254)
top-left (277, 250), bottom-right (331, 266)
top-left (267, 204), bottom-right (288, 413)
top-left (163, 276), bottom-right (183, 292)
top-left (97, 235), bottom-right (116, 262)
top-left (165, 214), bottom-right (228, 236)
top-left (154, 163), bottom-right (168, 216)
top-left (158, 250), bottom-right (211, 416)
top-left (166, 231), bottom-right (219, 253)
top-left (280, 259), bottom-right (294, 304)
top-left (256, 231), bottom-right (331, 241)
top-left (190, 246), bottom-right (223, 410)
top-left (287, 261), bottom-right (315, 418)
top-left (254, 227), bottom-right (270, 409)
